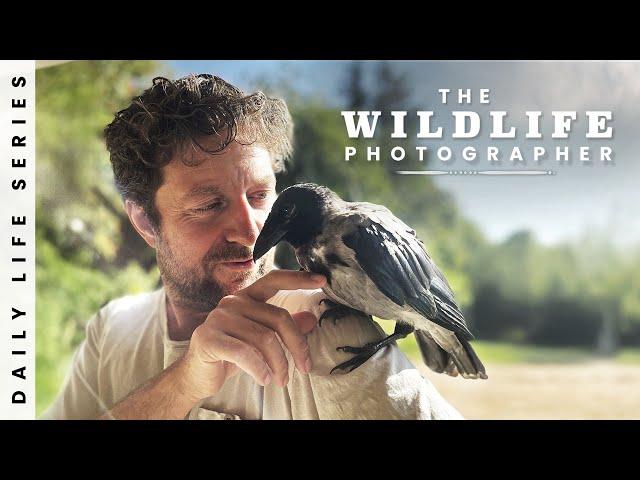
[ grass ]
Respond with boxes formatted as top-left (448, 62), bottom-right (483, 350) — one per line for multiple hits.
top-left (376, 319), bottom-right (640, 365)
top-left (616, 348), bottom-right (640, 364)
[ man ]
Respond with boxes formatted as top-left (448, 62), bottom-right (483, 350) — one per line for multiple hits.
top-left (41, 74), bottom-right (463, 420)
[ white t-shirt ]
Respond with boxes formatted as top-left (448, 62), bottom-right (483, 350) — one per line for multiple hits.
top-left (41, 287), bottom-right (463, 420)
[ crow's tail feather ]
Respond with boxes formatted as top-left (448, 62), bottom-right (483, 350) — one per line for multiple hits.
top-left (415, 330), bottom-right (488, 380)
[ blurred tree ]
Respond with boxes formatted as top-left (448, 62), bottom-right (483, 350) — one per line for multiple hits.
top-left (36, 60), bottom-right (165, 415)
top-left (345, 62), bottom-right (366, 110)
top-left (36, 60), bottom-right (164, 269)
top-left (572, 234), bottom-right (640, 353)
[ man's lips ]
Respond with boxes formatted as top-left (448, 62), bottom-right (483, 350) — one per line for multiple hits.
top-left (218, 258), bottom-right (255, 271)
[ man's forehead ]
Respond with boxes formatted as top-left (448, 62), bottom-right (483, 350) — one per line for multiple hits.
top-left (180, 174), bottom-right (275, 201)
top-left (159, 140), bottom-right (276, 193)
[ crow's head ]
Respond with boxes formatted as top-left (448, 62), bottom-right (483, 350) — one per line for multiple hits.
top-left (253, 183), bottom-right (339, 260)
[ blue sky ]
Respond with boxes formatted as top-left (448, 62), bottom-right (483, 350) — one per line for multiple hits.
top-left (168, 60), bottom-right (640, 247)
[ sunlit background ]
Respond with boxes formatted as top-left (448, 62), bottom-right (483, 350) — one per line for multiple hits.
top-left (36, 60), bottom-right (640, 419)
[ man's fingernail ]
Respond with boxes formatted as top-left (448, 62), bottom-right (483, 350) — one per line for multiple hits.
top-left (263, 373), bottom-right (272, 386)
top-left (311, 274), bottom-right (325, 282)
top-left (305, 357), bottom-right (312, 373)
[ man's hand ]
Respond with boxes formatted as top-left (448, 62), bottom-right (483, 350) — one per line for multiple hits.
top-left (179, 270), bottom-right (327, 403)
top-left (100, 270), bottom-right (326, 419)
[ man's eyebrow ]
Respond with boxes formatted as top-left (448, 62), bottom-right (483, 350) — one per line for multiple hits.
top-left (182, 185), bottom-right (223, 201)
top-left (252, 176), bottom-right (277, 187)
top-left (182, 177), bottom-right (276, 201)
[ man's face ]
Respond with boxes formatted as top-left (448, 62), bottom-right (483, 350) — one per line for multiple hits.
top-left (153, 136), bottom-right (277, 312)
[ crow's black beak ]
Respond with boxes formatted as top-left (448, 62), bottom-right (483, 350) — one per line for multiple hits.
top-left (253, 216), bottom-right (288, 262)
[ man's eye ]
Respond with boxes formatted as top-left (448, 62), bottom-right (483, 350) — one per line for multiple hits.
top-left (249, 191), bottom-right (271, 203)
top-left (193, 202), bottom-right (223, 213)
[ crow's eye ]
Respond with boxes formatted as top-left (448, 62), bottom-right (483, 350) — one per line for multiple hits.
top-left (281, 204), bottom-right (296, 218)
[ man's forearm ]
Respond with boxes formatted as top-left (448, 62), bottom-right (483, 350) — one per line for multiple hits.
top-left (99, 358), bottom-right (199, 420)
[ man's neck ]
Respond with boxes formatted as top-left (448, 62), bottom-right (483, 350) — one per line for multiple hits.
top-left (165, 294), bottom-right (209, 341)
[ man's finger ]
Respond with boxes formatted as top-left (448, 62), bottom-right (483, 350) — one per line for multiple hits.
top-left (221, 296), bottom-right (314, 375)
top-left (206, 330), bottom-right (274, 387)
top-left (240, 270), bottom-right (326, 302)
top-left (212, 309), bottom-right (292, 387)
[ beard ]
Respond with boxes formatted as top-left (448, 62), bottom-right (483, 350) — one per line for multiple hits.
top-left (156, 233), bottom-right (274, 313)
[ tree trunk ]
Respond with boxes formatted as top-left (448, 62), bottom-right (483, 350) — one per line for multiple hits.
top-left (596, 309), bottom-right (618, 356)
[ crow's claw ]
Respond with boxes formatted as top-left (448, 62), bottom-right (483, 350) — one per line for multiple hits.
top-left (330, 349), bottom-right (377, 374)
top-left (318, 298), bottom-right (337, 307)
top-left (336, 344), bottom-right (375, 355)
top-left (330, 329), bottom-right (411, 374)
top-left (318, 300), bottom-right (368, 327)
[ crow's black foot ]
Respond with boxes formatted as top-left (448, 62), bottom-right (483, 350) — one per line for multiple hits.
top-left (330, 344), bottom-right (380, 374)
top-left (330, 327), bottom-right (412, 374)
top-left (318, 298), bottom-right (339, 308)
top-left (336, 342), bottom-right (379, 355)
top-left (318, 299), bottom-right (369, 327)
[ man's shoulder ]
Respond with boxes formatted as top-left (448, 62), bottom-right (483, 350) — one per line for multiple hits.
top-left (100, 288), bottom-right (164, 318)
top-left (91, 288), bottom-right (165, 341)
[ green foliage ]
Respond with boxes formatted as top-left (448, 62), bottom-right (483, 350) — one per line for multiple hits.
top-left (469, 227), bottom-right (640, 347)
top-left (469, 340), bottom-right (594, 364)
top-left (36, 232), bottom-right (159, 416)
top-left (37, 61), bottom-right (156, 207)
top-left (36, 61), bottom-right (163, 415)
top-left (616, 348), bottom-right (640, 364)
top-left (386, 334), bottom-right (640, 366)
top-left (36, 60), bottom-right (162, 267)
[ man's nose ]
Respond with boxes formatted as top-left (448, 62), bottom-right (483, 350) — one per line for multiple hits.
top-left (223, 196), bottom-right (260, 247)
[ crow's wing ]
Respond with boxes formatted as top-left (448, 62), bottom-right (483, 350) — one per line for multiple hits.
top-left (340, 203), bottom-right (473, 340)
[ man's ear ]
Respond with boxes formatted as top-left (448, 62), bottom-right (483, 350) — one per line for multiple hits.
top-left (125, 200), bottom-right (158, 249)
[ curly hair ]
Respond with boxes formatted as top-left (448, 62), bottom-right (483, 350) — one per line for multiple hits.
top-left (104, 74), bottom-right (293, 228)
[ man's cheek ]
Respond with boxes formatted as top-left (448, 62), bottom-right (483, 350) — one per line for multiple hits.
top-left (255, 205), bottom-right (273, 230)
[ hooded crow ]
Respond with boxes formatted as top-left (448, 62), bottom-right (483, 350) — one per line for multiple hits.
top-left (253, 183), bottom-right (487, 379)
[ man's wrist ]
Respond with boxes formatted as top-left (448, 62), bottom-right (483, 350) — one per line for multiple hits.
top-left (171, 357), bottom-right (201, 406)
top-left (99, 358), bottom-right (203, 420)
top-left (173, 354), bottom-right (217, 407)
